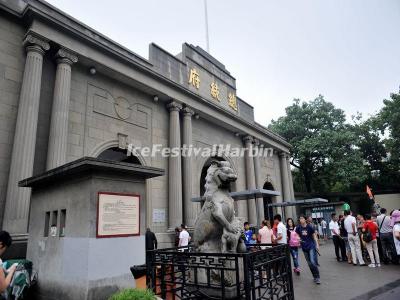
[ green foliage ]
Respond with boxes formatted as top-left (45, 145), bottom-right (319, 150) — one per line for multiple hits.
top-left (268, 89), bottom-right (400, 194)
top-left (376, 91), bottom-right (400, 163)
top-left (361, 90), bottom-right (400, 189)
top-left (108, 289), bottom-right (155, 300)
top-left (269, 95), bottom-right (367, 192)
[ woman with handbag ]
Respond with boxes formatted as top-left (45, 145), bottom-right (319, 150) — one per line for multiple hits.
top-left (287, 218), bottom-right (301, 275)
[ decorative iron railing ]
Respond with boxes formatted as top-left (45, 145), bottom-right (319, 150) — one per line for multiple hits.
top-left (147, 244), bottom-right (294, 300)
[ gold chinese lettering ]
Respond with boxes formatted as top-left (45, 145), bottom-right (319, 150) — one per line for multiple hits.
top-left (228, 92), bottom-right (238, 111)
top-left (188, 68), bottom-right (200, 89)
top-left (210, 82), bottom-right (220, 101)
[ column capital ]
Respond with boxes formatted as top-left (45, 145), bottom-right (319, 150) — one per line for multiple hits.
top-left (182, 107), bottom-right (195, 117)
top-left (55, 47), bottom-right (78, 65)
top-left (167, 101), bottom-right (182, 112)
top-left (23, 32), bottom-right (50, 54)
top-left (279, 151), bottom-right (289, 159)
top-left (253, 138), bottom-right (260, 146)
top-left (243, 135), bottom-right (253, 144)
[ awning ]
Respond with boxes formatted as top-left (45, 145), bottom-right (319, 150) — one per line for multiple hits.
top-left (191, 188), bottom-right (281, 202)
top-left (266, 198), bottom-right (328, 208)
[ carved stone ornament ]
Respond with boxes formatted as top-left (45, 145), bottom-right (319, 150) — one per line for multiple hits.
top-left (182, 107), bottom-right (195, 117)
top-left (166, 101), bottom-right (182, 112)
top-left (55, 47), bottom-right (78, 64)
top-left (243, 135), bottom-right (253, 144)
top-left (23, 33), bottom-right (50, 52)
top-left (114, 97), bottom-right (132, 120)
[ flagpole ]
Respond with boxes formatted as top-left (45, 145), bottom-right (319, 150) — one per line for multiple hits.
top-left (204, 0), bottom-right (210, 53)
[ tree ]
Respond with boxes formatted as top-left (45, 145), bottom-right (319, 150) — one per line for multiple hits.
top-left (370, 90), bottom-right (400, 188)
top-left (269, 95), bottom-right (367, 192)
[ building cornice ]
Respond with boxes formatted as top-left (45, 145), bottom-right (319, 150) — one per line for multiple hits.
top-left (0, 0), bottom-right (291, 151)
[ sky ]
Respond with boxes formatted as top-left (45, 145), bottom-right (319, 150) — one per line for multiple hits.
top-left (46, 0), bottom-right (400, 125)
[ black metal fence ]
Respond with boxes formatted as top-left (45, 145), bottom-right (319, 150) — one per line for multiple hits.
top-left (147, 244), bottom-right (294, 300)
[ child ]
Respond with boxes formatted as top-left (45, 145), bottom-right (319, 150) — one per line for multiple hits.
top-left (249, 233), bottom-right (259, 252)
top-left (250, 233), bottom-right (257, 245)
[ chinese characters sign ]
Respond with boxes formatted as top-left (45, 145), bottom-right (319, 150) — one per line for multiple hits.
top-left (210, 82), bottom-right (220, 101)
top-left (188, 67), bottom-right (238, 112)
top-left (228, 93), bottom-right (238, 111)
top-left (188, 68), bottom-right (200, 89)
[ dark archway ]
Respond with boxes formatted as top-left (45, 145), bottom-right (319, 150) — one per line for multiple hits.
top-left (263, 181), bottom-right (275, 221)
top-left (199, 156), bottom-right (227, 197)
top-left (97, 147), bottom-right (141, 165)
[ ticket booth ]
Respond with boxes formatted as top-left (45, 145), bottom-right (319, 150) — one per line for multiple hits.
top-left (20, 157), bottom-right (164, 300)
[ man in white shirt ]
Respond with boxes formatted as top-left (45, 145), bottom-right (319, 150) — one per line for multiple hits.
top-left (178, 224), bottom-right (190, 250)
top-left (344, 210), bottom-right (365, 266)
top-left (274, 214), bottom-right (287, 244)
top-left (329, 213), bottom-right (346, 261)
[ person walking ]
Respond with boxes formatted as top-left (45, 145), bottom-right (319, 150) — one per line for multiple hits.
top-left (362, 214), bottom-right (380, 268)
top-left (287, 218), bottom-right (301, 275)
top-left (377, 208), bottom-right (398, 264)
top-left (344, 210), bottom-right (366, 266)
top-left (306, 216), bottom-right (320, 266)
top-left (296, 216), bottom-right (320, 284)
top-left (329, 213), bottom-right (346, 261)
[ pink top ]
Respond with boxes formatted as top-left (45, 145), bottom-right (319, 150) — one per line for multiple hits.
top-left (258, 226), bottom-right (273, 244)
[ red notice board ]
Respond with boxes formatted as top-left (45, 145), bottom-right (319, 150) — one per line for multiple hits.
top-left (96, 192), bottom-right (140, 238)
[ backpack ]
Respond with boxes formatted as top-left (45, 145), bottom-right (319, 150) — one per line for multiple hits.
top-left (289, 230), bottom-right (300, 247)
top-left (363, 226), bottom-right (373, 243)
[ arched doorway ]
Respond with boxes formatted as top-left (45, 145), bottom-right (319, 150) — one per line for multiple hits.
top-left (263, 182), bottom-right (275, 221)
top-left (97, 147), bottom-right (141, 165)
top-left (199, 156), bottom-right (226, 197)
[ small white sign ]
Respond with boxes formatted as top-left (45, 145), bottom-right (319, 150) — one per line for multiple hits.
top-left (50, 226), bottom-right (57, 237)
top-left (153, 209), bottom-right (166, 223)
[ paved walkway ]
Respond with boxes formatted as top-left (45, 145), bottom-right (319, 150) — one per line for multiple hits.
top-left (293, 240), bottom-right (400, 300)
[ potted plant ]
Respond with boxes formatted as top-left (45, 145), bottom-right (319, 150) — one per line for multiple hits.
top-left (108, 288), bottom-right (158, 300)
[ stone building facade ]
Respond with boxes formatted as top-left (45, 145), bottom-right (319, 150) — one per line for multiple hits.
top-left (0, 0), bottom-right (295, 247)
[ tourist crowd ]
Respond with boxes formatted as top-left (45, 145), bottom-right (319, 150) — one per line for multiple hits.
top-left (243, 208), bottom-right (400, 285)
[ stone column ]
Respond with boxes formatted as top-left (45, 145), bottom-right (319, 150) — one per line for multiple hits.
top-left (182, 107), bottom-right (196, 227)
top-left (46, 48), bottom-right (78, 170)
top-left (167, 101), bottom-right (183, 229)
top-left (253, 139), bottom-right (264, 226)
top-left (243, 135), bottom-right (257, 226)
top-left (279, 152), bottom-right (292, 219)
top-left (2, 33), bottom-right (50, 234)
